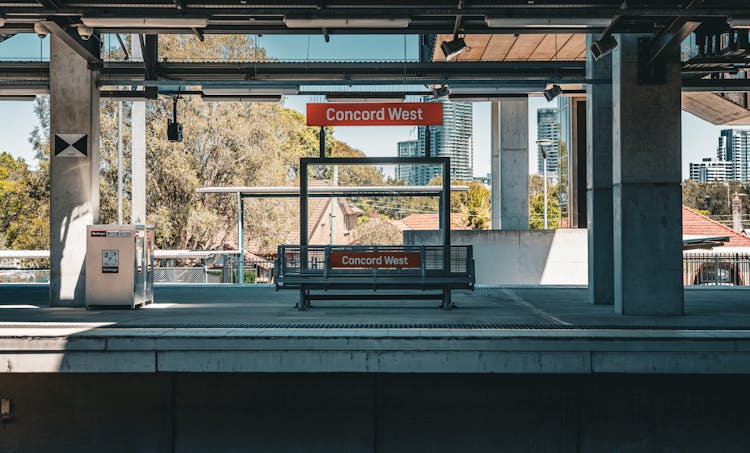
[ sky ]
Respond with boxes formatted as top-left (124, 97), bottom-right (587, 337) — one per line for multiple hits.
top-left (0, 33), bottom-right (746, 179)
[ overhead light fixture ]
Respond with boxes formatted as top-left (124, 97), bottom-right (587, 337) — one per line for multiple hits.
top-left (440, 36), bottom-right (468, 61)
top-left (590, 34), bottom-right (618, 61)
top-left (201, 86), bottom-right (299, 96)
top-left (201, 95), bottom-right (281, 103)
top-left (81, 17), bottom-right (209, 28)
top-left (433, 85), bottom-right (450, 99)
top-left (283, 18), bottom-right (410, 29)
top-left (729, 18), bottom-right (750, 29)
top-left (543, 84), bottom-right (563, 102)
top-left (486, 17), bottom-right (611, 28)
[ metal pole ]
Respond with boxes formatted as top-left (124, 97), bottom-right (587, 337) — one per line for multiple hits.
top-left (543, 154), bottom-right (548, 229)
top-left (117, 101), bottom-right (123, 224)
top-left (424, 126), bottom-right (431, 158)
top-left (330, 165), bottom-right (338, 244)
top-left (237, 193), bottom-right (244, 284)
top-left (319, 127), bottom-right (326, 159)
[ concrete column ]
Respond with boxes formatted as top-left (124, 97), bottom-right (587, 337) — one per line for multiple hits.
top-left (498, 97), bottom-right (529, 230)
top-left (131, 35), bottom-right (146, 224)
top-left (612, 34), bottom-right (683, 315)
top-left (49, 34), bottom-right (100, 306)
top-left (490, 101), bottom-right (500, 228)
top-left (586, 35), bottom-right (614, 305)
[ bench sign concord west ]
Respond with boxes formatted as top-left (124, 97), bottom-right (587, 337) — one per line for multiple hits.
top-left (329, 251), bottom-right (422, 269)
top-left (307, 102), bottom-right (443, 126)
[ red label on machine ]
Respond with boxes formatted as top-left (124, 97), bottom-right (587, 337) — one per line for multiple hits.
top-left (329, 252), bottom-right (421, 269)
top-left (307, 103), bottom-right (443, 126)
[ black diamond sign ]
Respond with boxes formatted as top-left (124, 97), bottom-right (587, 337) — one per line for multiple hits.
top-left (54, 133), bottom-right (88, 157)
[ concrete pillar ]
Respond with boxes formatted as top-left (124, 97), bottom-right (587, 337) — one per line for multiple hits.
top-left (612, 34), bottom-right (683, 315)
top-left (586, 35), bottom-right (614, 305)
top-left (131, 35), bottom-right (146, 224)
top-left (497, 97), bottom-right (529, 230)
top-left (490, 102), bottom-right (500, 228)
top-left (49, 34), bottom-right (100, 306)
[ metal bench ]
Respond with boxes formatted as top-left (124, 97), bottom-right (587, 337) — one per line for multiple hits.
top-left (275, 245), bottom-right (474, 310)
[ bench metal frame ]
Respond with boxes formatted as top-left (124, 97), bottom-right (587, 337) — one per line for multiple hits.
top-left (276, 244), bottom-right (475, 309)
top-left (279, 155), bottom-right (467, 310)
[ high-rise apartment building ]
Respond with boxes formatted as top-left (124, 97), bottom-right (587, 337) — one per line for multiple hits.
top-left (395, 140), bottom-right (419, 183)
top-left (722, 129), bottom-right (750, 182)
top-left (536, 108), bottom-right (560, 182)
top-left (689, 158), bottom-right (733, 182)
top-left (688, 129), bottom-right (750, 183)
top-left (399, 99), bottom-right (472, 186)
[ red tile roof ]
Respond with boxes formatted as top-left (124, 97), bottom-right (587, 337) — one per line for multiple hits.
top-left (682, 206), bottom-right (750, 247)
top-left (393, 213), bottom-right (468, 231)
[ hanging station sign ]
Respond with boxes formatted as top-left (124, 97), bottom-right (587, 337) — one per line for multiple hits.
top-left (306, 102), bottom-right (443, 126)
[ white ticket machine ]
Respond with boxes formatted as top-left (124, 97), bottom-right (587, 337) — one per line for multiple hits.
top-left (85, 224), bottom-right (155, 309)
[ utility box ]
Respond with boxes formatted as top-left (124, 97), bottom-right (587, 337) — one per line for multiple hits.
top-left (86, 224), bottom-right (155, 309)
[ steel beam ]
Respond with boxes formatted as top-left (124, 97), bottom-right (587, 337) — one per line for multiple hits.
top-left (38, 21), bottom-right (100, 65)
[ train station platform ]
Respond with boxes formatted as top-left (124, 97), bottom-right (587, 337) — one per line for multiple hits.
top-left (1, 284), bottom-right (749, 374)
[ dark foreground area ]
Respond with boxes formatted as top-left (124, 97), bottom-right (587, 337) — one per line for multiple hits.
top-left (1, 373), bottom-right (748, 453)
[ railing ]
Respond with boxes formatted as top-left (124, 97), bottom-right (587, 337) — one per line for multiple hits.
top-left (153, 267), bottom-right (223, 284)
top-left (684, 253), bottom-right (750, 286)
top-left (0, 269), bottom-right (50, 283)
top-left (225, 259), bottom-right (276, 284)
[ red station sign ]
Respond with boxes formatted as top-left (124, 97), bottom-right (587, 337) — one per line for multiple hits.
top-left (307, 102), bottom-right (443, 126)
top-left (329, 251), bottom-right (421, 269)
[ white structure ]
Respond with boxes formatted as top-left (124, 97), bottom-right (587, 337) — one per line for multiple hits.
top-left (689, 157), bottom-right (733, 182)
top-left (416, 99), bottom-right (473, 184)
top-left (395, 140), bottom-right (419, 184)
top-left (536, 107), bottom-right (559, 183)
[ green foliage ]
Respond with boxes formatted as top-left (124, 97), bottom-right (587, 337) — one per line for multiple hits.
top-left (682, 180), bottom-right (750, 216)
top-left (529, 181), bottom-right (561, 230)
top-left (0, 152), bottom-right (49, 250)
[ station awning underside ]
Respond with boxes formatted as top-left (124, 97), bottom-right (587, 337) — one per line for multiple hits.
top-left (1, 2), bottom-right (749, 35)
top-left (0, 2), bottom-right (748, 124)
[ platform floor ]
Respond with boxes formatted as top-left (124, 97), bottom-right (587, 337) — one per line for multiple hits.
top-left (2, 285), bottom-right (750, 374)
top-left (0, 284), bottom-right (749, 329)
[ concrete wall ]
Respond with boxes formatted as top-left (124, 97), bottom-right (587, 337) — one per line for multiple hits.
top-left (404, 229), bottom-right (588, 285)
top-left (1, 373), bottom-right (749, 452)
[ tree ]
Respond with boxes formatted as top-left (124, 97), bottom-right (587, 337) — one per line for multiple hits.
top-left (13, 35), bottom-right (389, 253)
top-left (462, 180), bottom-right (491, 229)
top-left (0, 152), bottom-right (49, 250)
top-left (529, 182), bottom-right (561, 230)
top-left (355, 217), bottom-right (402, 245)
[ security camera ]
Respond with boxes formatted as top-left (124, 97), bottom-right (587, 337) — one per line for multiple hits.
top-left (77, 25), bottom-right (93, 40)
top-left (33, 22), bottom-right (48, 38)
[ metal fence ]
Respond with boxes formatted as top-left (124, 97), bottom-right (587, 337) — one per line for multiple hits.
top-left (225, 259), bottom-right (276, 284)
top-left (684, 253), bottom-right (750, 286)
top-left (0, 269), bottom-right (50, 283)
top-left (153, 267), bottom-right (223, 284)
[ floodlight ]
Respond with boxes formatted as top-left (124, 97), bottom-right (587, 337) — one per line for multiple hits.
top-left (81, 17), bottom-right (209, 28)
top-left (590, 34), bottom-right (618, 61)
top-left (284, 18), bottom-right (410, 28)
top-left (440, 36), bottom-right (467, 60)
top-left (433, 85), bottom-right (450, 99)
top-left (486, 18), bottom-right (611, 28)
top-left (543, 85), bottom-right (562, 102)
